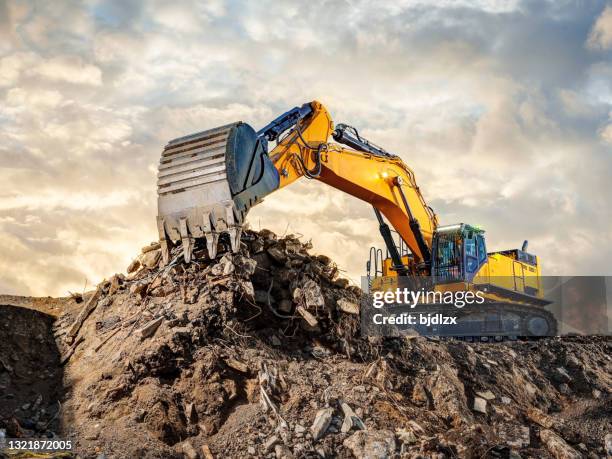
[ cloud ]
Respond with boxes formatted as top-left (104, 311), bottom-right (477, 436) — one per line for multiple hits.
top-left (0, 0), bottom-right (611, 296)
top-left (588, 5), bottom-right (612, 50)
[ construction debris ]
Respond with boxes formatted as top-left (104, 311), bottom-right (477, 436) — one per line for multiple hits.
top-left (2, 229), bottom-right (610, 458)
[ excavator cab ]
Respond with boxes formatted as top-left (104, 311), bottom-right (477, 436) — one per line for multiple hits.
top-left (431, 224), bottom-right (488, 283)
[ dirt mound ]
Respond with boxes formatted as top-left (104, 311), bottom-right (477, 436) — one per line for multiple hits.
top-left (0, 304), bottom-right (65, 438)
top-left (3, 229), bottom-right (611, 458)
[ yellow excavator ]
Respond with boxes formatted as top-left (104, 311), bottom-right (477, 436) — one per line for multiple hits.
top-left (156, 101), bottom-right (556, 338)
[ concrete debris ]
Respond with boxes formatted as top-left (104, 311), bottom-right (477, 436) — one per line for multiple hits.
top-left (181, 440), bottom-right (199, 459)
top-left (473, 396), bottom-right (487, 414)
top-left (396, 428), bottom-right (417, 445)
top-left (201, 444), bottom-right (214, 459)
top-left (540, 429), bottom-right (582, 459)
top-left (604, 433), bottom-right (612, 457)
top-left (140, 249), bottom-right (161, 269)
top-left (311, 407), bottom-right (334, 441)
top-left (340, 401), bottom-right (366, 433)
top-left (138, 317), bottom-right (164, 339)
top-left (343, 430), bottom-right (396, 459)
top-left (337, 298), bottom-right (360, 315)
top-left (476, 390), bottom-right (495, 400)
top-left (142, 242), bottom-right (161, 254)
top-left (127, 258), bottom-right (141, 274)
top-left (526, 407), bottom-right (554, 429)
top-left (296, 306), bottom-right (318, 327)
top-left (225, 358), bottom-right (248, 373)
top-left (10, 228), bottom-right (607, 458)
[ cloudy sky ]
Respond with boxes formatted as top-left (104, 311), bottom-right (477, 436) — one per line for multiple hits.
top-left (0, 0), bottom-right (611, 297)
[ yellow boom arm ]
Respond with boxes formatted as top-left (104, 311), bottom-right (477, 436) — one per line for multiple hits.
top-left (269, 101), bottom-right (438, 267)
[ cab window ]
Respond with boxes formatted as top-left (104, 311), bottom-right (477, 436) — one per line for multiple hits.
top-left (477, 235), bottom-right (487, 263)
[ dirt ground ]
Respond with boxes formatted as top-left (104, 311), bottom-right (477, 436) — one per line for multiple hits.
top-left (0, 230), bottom-right (610, 459)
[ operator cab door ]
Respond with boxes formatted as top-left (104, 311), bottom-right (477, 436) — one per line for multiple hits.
top-left (432, 224), bottom-right (487, 283)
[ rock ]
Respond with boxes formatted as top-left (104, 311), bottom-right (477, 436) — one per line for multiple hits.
top-left (501, 396), bottom-right (512, 404)
top-left (142, 242), bottom-right (161, 254)
top-left (247, 446), bottom-right (256, 455)
top-left (333, 278), bottom-right (350, 288)
top-left (140, 249), bottom-right (161, 269)
top-left (476, 390), bottom-right (495, 401)
top-left (343, 430), bottom-right (396, 459)
top-left (296, 306), bottom-right (318, 327)
top-left (554, 367), bottom-right (572, 383)
top-left (275, 444), bottom-right (294, 459)
top-left (473, 396), bottom-right (487, 414)
top-left (540, 429), bottom-right (581, 459)
top-left (337, 298), bottom-right (360, 315)
top-left (181, 441), bottom-right (198, 459)
top-left (138, 317), bottom-right (164, 339)
top-left (267, 247), bottom-right (287, 264)
top-left (263, 435), bottom-right (279, 453)
top-left (130, 281), bottom-right (148, 296)
top-left (340, 402), bottom-right (366, 433)
top-left (605, 433), bottom-right (612, 457)
top-left (497, 424), bottom-right (530, 448)
top-left (211, 254), bottom-right (234, 276)
top-left (300, 280), bottom-right (325, 309)
top-left (316, 254), bottom-right (332, 266)
top-left (201, 445), bottom-right (214, 459)
top-left (526, 407), bottom-right (554, 429)
top-left (396, 428), bottom-right (417, 445)
top-left (127, 258), bottom-right (141, 274)
top-left (225, 358), bottom-right (249, 373)
top-left (311, 407), bottom-right (334, 441)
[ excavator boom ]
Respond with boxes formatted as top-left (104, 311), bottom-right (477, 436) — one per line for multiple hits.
top-left (156, 101), bottom-right (437, 269)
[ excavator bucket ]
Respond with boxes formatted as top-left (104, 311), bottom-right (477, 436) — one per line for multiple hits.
top-left (157, 122), bottom-right (280, 263)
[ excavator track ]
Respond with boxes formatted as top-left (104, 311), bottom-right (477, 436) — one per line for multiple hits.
top-left (373, 301), bottom-right (558, 339)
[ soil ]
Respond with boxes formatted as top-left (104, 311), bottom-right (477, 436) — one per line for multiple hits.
top-left (0, 229), bottom-right (610, 459)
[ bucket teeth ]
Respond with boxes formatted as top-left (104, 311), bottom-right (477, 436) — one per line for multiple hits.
top-left (227, 227), bottom-right (242, 252)
top-left (179, 218), bottom-right (193, 263)
top-left (206, 232), bottom-right (220, 259)
top-left (156, 121), bottom-right (269, 263)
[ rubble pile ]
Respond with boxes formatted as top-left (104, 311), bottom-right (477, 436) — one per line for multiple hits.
top-left (3, 229), bottom-right (610, 458)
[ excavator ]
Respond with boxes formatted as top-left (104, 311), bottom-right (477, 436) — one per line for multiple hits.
top-left (156, 101), bottom-right (557, 338)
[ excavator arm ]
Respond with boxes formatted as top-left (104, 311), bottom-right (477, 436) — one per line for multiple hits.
top-left (156, 101), bottom-right (438, 273)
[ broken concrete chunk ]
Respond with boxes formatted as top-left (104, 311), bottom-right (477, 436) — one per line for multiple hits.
top-left (473, 396), bottom-right (487, 414)
top-left (343, 430), bottom-right (396, 459)
top-left (211, 254), bottom-right (234, 276)
top-left (334, 278), bottom-right (350, 288)
top-left (181, 441), bottom-right (198, 459)
top-left (129, 281), bottom-right (148, 296)
top-left (396, 428), bottom-right (417, 445)
top-left (476, 390), bottom-right (495, 401)
top-left (225, 358), bottom-right (248, 373)
top-left (340, 402), bottom-right (366, 433)
top-left (263, 435), bottom-right (280, 453)
top-left (267, 247), bottom-right (287, 264)
top-left (140, 249), bottom-right (161, 269)
top-left (141, 242), bottom-right (161, 254)
top-left (540, 429), bottom-right (581, 459)
top-left (301, 280), bottom-right (325, 309)
top-left (554, 366), bottom-right (572, 383)
top-left (138, 317), bottom-right (164, 339)
top-left (337, 298), bottom-right (360, 315)
top-left (526, 407), bottom-right (554, 429)
top-left (311, 407), bottom-right (334, 441)
top-left (127, 258), bottom-right (141, 274)
top-left (201, 445), bottom-right (214, 459)
top-left (296, 306), bottom-right (318, 327)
